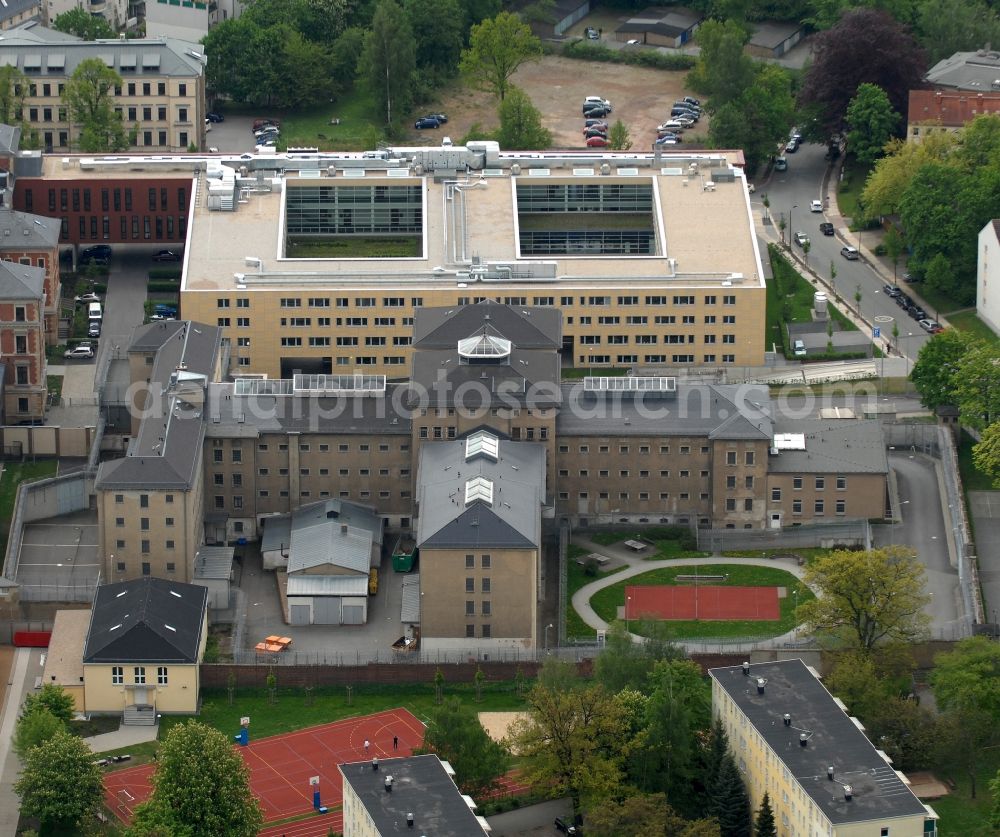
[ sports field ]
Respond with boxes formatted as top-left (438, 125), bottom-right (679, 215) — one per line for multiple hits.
top-left (104, 708), bottom-right (425, 837)
top-left (625, 584), bottom-right (780, 621)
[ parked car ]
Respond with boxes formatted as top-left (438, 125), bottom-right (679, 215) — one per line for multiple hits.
top-left (414, 116), bottom-right (440, 129)
top-left (774, 156), bottom-right (788, 171)
top-left (584, 127), bottom-right (608, 139)
top-left (794, 231), bottom-right (810, 247)
top-left (88, 321), bottom-right (102, 338)
top-left (424, 112), bottom-right (448, 124)
top-left (672, 100), bottom-right (700, 113)
top-left (793, 339), bottom-right (806, 356)
top-left (810, 199), bottom-right (823, 212)
top-left (584, 118), bottom-right (608, 129)
top-left (895, 294), bottom-right (911, 309)
top-left (902, 272), bottom-right (921, 283)
top-left (882, 283), bottom-right (902, 298)
top-left (80, 244), bottom-right (112, 264)
top-left (154, 304), bottom-right (178, 315)
top-left (819, 222), bottom-right (834, 236)
top-left (682, 96), bottom-right (700, 107)
top-left (585, 135), bottom-right (609, 147)
top-left (785, 139), bottom-right (799, 153)
top-left (152, 249), bottom-right (180, 262)
top-left (654, 135), bottom-right (679, 145)
top-left (658, 120), bottom-right (688, 132)
top-left (64, 344), bottom-right (95, 360)
top-left (585, 26), bottom-right (599, 39)
top-left (75, 291), bottom-right (101, 304)
top-left (625, 38), bottom-right (641, 45)
top-left (150, 313), bottom-right (177, 321)
top-left (583, 96), bottom-right (611, 109)
top-left (206, 112), bottom-right (225, 123)
top-left (919, 318), bottom-right (944, 333)
top-left (252, 119), bottom-right (279, 132)
top-left (908, 305), bottom-right (927, 320)
top-left (583, 106), bottom-right (612, 118)
top-left (554, 817), bottom-right (582, 835)
top-left (840, 245), bottom-right (859, 260)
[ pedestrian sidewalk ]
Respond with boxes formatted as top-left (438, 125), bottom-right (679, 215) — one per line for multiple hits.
top-left (84, 722), bottom-right (159, 754)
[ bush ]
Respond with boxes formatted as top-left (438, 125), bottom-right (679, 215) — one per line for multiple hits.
top-left (148, 281), bottom-right (181, 293)
top-left (561, 39), bottom-right (696, 71)
top-left (583, 557), bottom-right (599, 577)
top-left (873, 243), bottom-right (887, 256)
top-left (149, 267), bottom-right (181, 281)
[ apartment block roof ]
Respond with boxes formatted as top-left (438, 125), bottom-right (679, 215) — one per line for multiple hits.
top-left (925, 48), bottom-right (1000, 91)
top-left (710, 659), bottom-right (929, 825)
top-left (908, 89), bottom-right (1000, 126)
top-left (416, 433), bottom-right (544, 550)
top-left (0, 23), bottom-right (206, 78)
top-left (96, 320), bottom-right (220, 490)
top-left (766, 418), bottom-right (888, 474)
top-left (339, 754), bottom-right (488, 836)
top-left (555, 382), bottom-right (774, 439)
top-left (0, 208), bottom-right (60, 249)
top-left (84, 577), bottom-right (207, 664)
top-left (0, 259), bottom-right (43, 299)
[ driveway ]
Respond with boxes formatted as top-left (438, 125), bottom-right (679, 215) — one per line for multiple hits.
top-left (969, 491), bottom-right (1000, 625)
top-left (206, 115), bottom-right (266, 153)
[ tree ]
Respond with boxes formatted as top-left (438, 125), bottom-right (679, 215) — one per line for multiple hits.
top-left (62, 58), bottom-right (133, 152)
top-left (687, 19), bottom-right (754, 107)
top-left (991, 767), bottom-right (1000, 831)
top-left (593, 620), bottom-right (685, 693)
top-left (512, 680), bottom-right (626, 814)
top-left (0, 64), bottom-right (28, 127)
top-left (53, 6), bottom-right (115, 39)
top-left (264, 26), bottom-right (338, 109)
top-left (13, 707), bottom-right (63, 759)
top-left (202, 18), bottom-right (271, 104)
top-left (358, 0), bottom-right (416, 127)
top-left (954, 113), bottom-right (1000, 171)
top-left (130, 721), bottom-right (263, 837)
top-left (459, 11), bottom-right (542, 101)
top-left (587, 792), bottom-right (721, 837)
top-left (14, 730), bottom-right (103, 831)
top-left (405, 0), bottom-right (465, 78)
top-left (883, 226), bottom-right (905, 280)
top-left (797, 546), bottom-right (931, 652)
top-left (22, 683), bottom-right (75, 725)
top-left (860, 132), bottom-right (955, 219)
top-left (916, 0), bottom-right (1000, 65)
top-left (713, 753), bottom-right (751, 837)
top-left (422, 698), bottom-right (509, 795)
top-left (496, 86), bottom-right (552, 150)
top-left (910, 328), bottom-right (980, 410)
top-left (973, 422), bottom-right (1000, 488)
top-left (798, 9), bottom-right (927, 135)
top-left (754, 792), bottom-right (776, 837)
top-left (846, 84), bottom-right (899, 166)
top-left (608, 119), bottom-right (632, 151)
top-left (954, 343), bottom-right (1000, 431)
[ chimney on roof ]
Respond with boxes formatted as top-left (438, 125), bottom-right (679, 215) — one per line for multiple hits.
top-left (799, 733), bottom-right (808, 747)
top-left (828, 766), bottom-right (834, 781)
top-left (844, 785), bottom-right (853, 801)
top-left (384, 776), bottom-right (393, 792)
top-left (756, 677), bottom-right (765, 695)
top-left (783, 713), bottom-right (791, 727)
top-left (372, 758), bottom-right (378, 771)
top-left (407, 813), bottom-right (414, 829)
top-left (742, 661), bottom-right (750, 676)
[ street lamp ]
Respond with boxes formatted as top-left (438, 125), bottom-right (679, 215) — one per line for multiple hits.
top-left (893, 499), bottom-right (910, 544)
top-left (626, 595), bottom-right (632, 634)
top-left (544, 623), bottom-right (554, 652)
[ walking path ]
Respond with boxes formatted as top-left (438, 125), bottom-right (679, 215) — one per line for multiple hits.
top-left (570, 536), bottom-right (808, 651)
top-left (84, 724), bottom-right (159, 754)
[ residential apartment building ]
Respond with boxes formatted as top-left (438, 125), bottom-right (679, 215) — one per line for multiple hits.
top-left (906, 89), bottom-right (1000, 141)
top-left (340, 754), bottom-right (489, 837)
top-left (977, 219), bottom-right (1000, 337)
top-left (0, 0), bottom-right (44, 31)
top-left (0, 259), bottom-right (47, 421)
top-left (710, 659), bottom-right (938, 837)
top-left (0, 208), bottom-right (62, 340)
top-left (178, 142), bottom-right (765, 378)
top-left (0, 23), bottom-right (206, 152)
top-left (145, 0), bottom-right (245, 43)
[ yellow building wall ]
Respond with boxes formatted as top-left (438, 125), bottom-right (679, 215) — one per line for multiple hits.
top-left (340, 779), bottom-right (380, 837)
top-left (84, 663), bottom-right (200, 714)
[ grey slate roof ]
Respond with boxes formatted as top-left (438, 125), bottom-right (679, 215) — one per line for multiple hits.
top-left (0, 0), bottom-right (42, 25)
top-left (83, 577), bottom-right (207, 664)
top-left (926, 48), bottom-right (1000, 91)
top-left (286, 498), bottom-right (382, 575)
top-left (192, 546), bottom-right (234, 580)
top-left (556, 382), bottom-right (774, 439)
top-left (204, 382), bottom-right (412, 437)
top-left (339, 755), bottom-right (488, 837)
top-left (0, 208), bottom-right (60, 250)
top-left (96, 321), bottom-right (220, 490)
top-left (413, 300), bottom-right (562, 349)
top-left (710, 659), bottom-right (929, 825)
top-left (0, 259), bottom-right (43, 299)
top-left (749, 20), bottom-right (803, 49)
top-left (0, 23), bottom-right (206, 78)
top-left (767, 419), bottom-right (888, 474)
top-left (416, 435), bottom-right (544, 549)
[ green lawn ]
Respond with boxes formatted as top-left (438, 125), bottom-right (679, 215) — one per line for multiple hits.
top-left (914, 283), bottom-right (969, 318)
top-left (589, 564), bottom-right (812, 640)
top-left (46, 374), bottom-right (63, 398)
top-left (586, 527), bottom-right (709, 559)
top-left (958, 430), bottom-right (996, 491)
top-left (0, 460), bottom-right (58, 558)
top-left (946, 310), bottom-right (1000, 346)
top-left (566, 545), bottom-right (628, 639)
top-left (930, 747), bottom-right (1000, 837)
top-left (835, 155), bottom-right (873, 226)
top-left (286, 236), bottom-right (421, 258)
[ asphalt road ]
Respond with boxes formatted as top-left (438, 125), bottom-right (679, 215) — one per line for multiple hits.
top-left (753, 142), bottom-right (930, 360)
top-left (872, 451), bottom-right (961, 633)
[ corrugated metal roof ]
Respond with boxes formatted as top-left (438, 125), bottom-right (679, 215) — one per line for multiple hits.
top-left (287, 575), bottom-right (368, 596)
top-left (401, 574), bottom-right (420, 623)
top-left (193, 546), bottom-right (234, 580)
top-left (285, 499), bottom-right (383, 575)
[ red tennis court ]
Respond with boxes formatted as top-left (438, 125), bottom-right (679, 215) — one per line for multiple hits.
top-left (625, 584), bottom-right (780, 621)
top-left (103, 708), bottom-right (425, 836)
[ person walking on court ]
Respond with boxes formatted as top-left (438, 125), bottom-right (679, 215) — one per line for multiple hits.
top-left (364, 739), bottom-right (370, 754)
top-left (393, 735), bottom-right (398, 751)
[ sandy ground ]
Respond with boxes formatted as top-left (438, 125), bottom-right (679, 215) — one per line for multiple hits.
top-left (479, 710), bottom-right (530, 752)
top-left (426, 55), bottom-right (707, 151)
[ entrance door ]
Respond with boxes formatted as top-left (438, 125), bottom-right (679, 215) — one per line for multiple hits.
top-left (133, 687), bottom-right (148, 705)
top-left (770, 512), bottom-right (782, 529)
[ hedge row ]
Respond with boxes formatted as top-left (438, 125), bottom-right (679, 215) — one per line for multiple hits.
top-left (149, 267), bottom-right (181, 280)
top-left (560, 39), bottom-right (697, 71)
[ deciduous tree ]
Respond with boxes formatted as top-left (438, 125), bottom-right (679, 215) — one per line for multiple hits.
top-left (797, 546), bottom-right (931, 652)
top-left (459, 11), bottom-right (541, 101)
top-left (53, 6), bottom-right (115, 39)
top-left (954, 343), bottom-right (1000, 432)
top-left (798, 8), bottom-right (926, 135)
top-left (13, 707), bottom-right (62, 759)
top-left (405, 0), bottom-right (465, 78)
top-left (358, 0), bottom-right (416, 127)
top-left (973, 422), bottom-right (1000, 488)
top-left (608, 119), bottom-right (632, 151)
top-left (496, 86), bottom-right (551, 150)
top-left (910, 328), bottom-right (980, 411)
top-left (860, 132), bottom-right (954, 218)
top-left (916, 0), bottom-right (1000, 64)
top-left (687, 19), bottom-right (754, 107)
top-left (129, 720), bottom-right (263, 837)
top-left (14, 730), bottom-right (103, 831)
top-left (63, 58), bottom-right (134, 152)
top-left (593, 620), bottom-right (685, 693)
top-left (846, 83), bottom-right (899, 166)
top-left (422, 697), bottom-right (509, 795)
top-left (22, 683), bottom-right (75, 725)
top-left (587, 792), bottom-right (721, 837)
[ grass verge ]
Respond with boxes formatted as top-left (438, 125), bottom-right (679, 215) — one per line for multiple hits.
top-left (946, 310), bottom-right (1000, 346)
top-left (589, 564), bottom-right (812, 640)
top-left (930, 746), bottom-right (1000, 836)
top-left (836, 155), bottom-right (873, 225)
top-left (958, 430), bottom-right (995, 491)
top-left (0, 460), bottom-right (58, 558)
top-left (566, 544), bottom-right (628, 639)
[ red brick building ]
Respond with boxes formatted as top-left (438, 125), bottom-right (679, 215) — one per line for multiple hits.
top-left (0, 261), bottom-right (46, 422)
top-left (0, 209), bottom-right (62, 342)
top-left (907, 90), bottom-right (1000, 141)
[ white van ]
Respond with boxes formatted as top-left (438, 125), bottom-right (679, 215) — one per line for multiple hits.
top-left (88, 302), bottom-right (103, 321)
top-left (793, 339), bottom-right (806, 357)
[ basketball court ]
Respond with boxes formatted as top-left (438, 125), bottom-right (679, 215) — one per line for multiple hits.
top-left (103, 708), bottom-right (425, 837)
top-left (625, 584), bottom-right (780, 621)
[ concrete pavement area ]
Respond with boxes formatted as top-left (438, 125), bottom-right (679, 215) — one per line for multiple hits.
top-left (15, 510), bottom-right (101, 600)
top-left (84, 723), bottom-right (159, 754)
top-left (0, 648), bottom-right (44, 837)
top-left (969, 491), bottom-right (1000, 624)
top-left (487, 798), bottom-right (574, 836)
